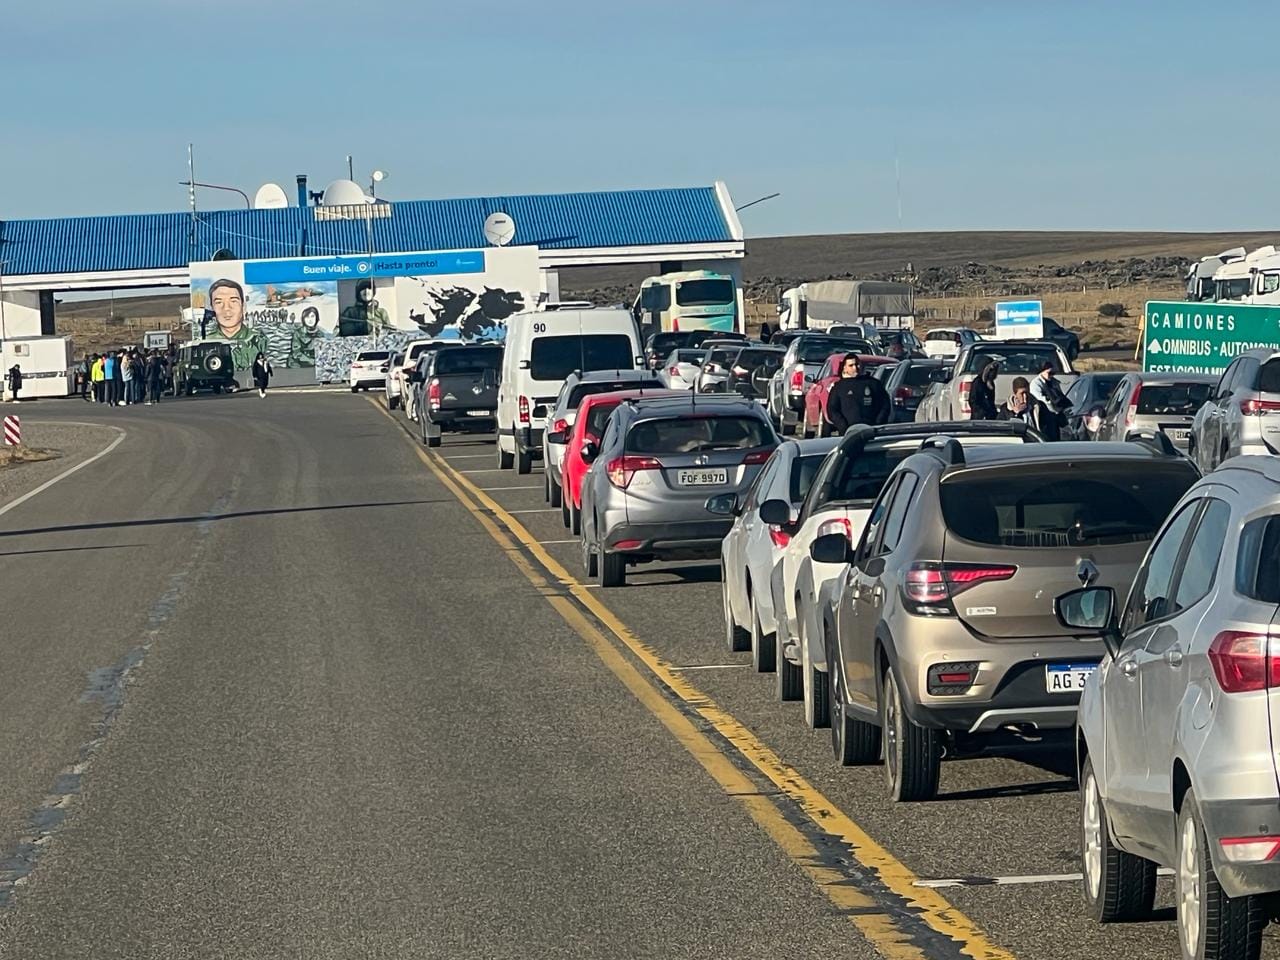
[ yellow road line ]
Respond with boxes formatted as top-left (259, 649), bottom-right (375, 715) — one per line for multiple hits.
top-left (371, 399), bottom-right (1013, 960)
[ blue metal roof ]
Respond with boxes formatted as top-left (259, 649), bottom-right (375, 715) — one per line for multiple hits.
top-left (0, 186), bottom-right (733, 277)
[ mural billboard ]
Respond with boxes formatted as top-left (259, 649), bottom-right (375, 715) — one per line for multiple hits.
top-left (188, 246), bottom-right (541, 380)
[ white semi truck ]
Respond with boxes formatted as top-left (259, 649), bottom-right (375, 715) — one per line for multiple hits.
top-left (1185, 247), bottom-right (1245, 301)
top-left (776, 280), bottom-right (915, 333)
top-left (1210, 245), bottom-right (1280, 304)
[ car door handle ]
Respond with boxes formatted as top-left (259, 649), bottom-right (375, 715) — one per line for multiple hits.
top-left (1165, 646), bottom-right (1184, 667)
top-left (1119, 658), bottom-right (1138, 679)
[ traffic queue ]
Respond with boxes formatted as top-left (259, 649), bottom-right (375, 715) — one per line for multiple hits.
top-left (365, 310), bottom-right (1280, 960)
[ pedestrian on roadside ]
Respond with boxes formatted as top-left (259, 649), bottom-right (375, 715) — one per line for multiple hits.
top-left (760, 321), bottom-right (773, 343)
top-left (91, 354), bottom-right (105, 403)
top-left (5, 365), bottom-right (22, 402)
top-left (998, 376), bottom-right (1033, 422)
top-left (252, 352), bottom-right (273, 398)
top-left (824, 354), bottom-right (890, 436)
top-left (1029, 361), bottom-right (1069, 441)
top-left (133, 351), bottom-right (146, 404)
top-left (121, 351), bottom-right (136, 405)
top-left (968, 360), bottom-right (1000, 420)
top-left (106, 351), bottom-right (121, 406)
top-left (146, 351), bottom-right (164, 405)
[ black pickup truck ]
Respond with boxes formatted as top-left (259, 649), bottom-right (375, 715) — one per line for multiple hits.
top-left (415, 343), bottom-right (504, 447)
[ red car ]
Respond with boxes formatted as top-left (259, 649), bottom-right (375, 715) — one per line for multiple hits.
top-left (800, 353), bottom-right (897, 437)
top-left (559, 387), bottom-right (686, 534)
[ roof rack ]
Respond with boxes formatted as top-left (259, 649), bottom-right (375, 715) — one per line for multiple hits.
top-left (1125, 430), bottom-right (1180, 457)
top-left (917, 435), bottom-right (966, 465)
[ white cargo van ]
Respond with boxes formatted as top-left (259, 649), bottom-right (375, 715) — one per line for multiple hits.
top-left (496, 309), bottom-right (642, 473)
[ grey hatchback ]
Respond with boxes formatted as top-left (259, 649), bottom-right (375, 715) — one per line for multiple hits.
top-left (579, 395), bottom-right (779, 587)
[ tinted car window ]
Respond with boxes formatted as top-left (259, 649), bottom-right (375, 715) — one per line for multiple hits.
top-left (1172, 499), bottom-right (1230, 612)
top-left (1090, 374), bottom-right (1124, 401)
top-left (1122, 501), bottom-right (1200, 632)
top-left (733, 348), bottom-right (783, 369)
top-left (1257, 358), bottom-right (1280, 393)
top-left (825, 445), bottom-right (919, 503)
top-left (568, 379), bottom-right (656, 408)
top-left (625, 415), bottom-right (771, 454)
top-left (584, 401), bottom-right (622, 438)
top-left (529, 335), bottom-right (634, 381)
top-left (1137, 382), bottom-right (1212, 415)
top-left (939, 463), bottom-right (1196, 548)
top-left (648, 332), bottom-right (692, 356)
top-left (688, 330), bottom-right (747, 347)
top-left (789, 454), bottom-right (829, 503)
top-left (673, 350), bottom-right (706, 364)
top-left (433, 347), bottom-right (503, 375)
top-left (902, 364), bottom-right (939, 386)
top-left (961, 347), bottom-right (1062, 375)
top-left (796, 338), bottom-right (848, 362)
top-left (879, 472), bottom-right (920, 554)
top-left (675, 279), bottom-right (735, 306)
top-left (356, 351), bottom-right (391, 361)
top-left (705, 347), bottom-right (741, 367)
top-left (927, 331), bottom-right (960, 343)
top-left (1237, 515), bottom-right (1280, 603)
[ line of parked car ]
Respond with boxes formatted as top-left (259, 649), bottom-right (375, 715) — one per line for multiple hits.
top-left (365, 312), bottom-right (1280, 959)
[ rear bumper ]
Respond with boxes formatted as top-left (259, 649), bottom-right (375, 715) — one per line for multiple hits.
top-left (1200, 798), bottom-right (1280, 898)
top-left (425, 408), bottom-right (496, 430)
top-left (604, 519), bottom-right (734, 562)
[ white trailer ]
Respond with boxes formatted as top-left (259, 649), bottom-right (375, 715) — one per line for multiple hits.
top-left (1, 336), bottom-right (75, 398)
top-left (776, 280), bottom-right (916, 333)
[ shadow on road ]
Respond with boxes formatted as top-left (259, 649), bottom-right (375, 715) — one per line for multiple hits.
top-left (0, 499), bottom-right (449, 539)
top-left (937, 779), bottom-right (1078, 802)
top-left (0, 544), bottom-right (148, 557)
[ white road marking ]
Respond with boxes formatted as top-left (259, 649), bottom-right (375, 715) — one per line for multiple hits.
top-left (0, 427), bottom-right (126, 519)
top-left (915, 868), bottom-right (1173, 888)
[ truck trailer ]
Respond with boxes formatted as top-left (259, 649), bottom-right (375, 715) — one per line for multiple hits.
top-left (776, 280), bottom-right (915, 333)
top-left (1, 336), bottom-right (75, 398)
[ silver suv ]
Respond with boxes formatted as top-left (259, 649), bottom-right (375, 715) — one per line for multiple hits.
top-left (579, 395), bottom-right (778, 587)
top-left (1056, 456), bottom-right (1280, 959)
top-left (1189, 348), bottom-right (1280, 473)
top-left (810, 438), bottom-right (1199, 801)
top-left (1093, 372), bottom-right (1215, 452)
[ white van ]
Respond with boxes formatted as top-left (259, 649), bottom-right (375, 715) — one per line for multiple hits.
top-left (496, 309), bottom-right (642, 473)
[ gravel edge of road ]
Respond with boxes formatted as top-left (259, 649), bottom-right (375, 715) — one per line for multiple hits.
top-left (0, 421), bottom-right (122, 514)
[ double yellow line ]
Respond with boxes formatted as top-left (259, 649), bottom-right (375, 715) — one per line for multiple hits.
top-left (373, 399), bottom-right (1014, 960)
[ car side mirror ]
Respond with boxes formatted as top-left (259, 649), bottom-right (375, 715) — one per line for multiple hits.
top-left (1054, 586), bottom-right (1120, 656)
top-left (810, 532), bottom-right (852, 565)
top-left (546, 430), bottom-right (566, 444)
top-left (580, 441), bottom-right (599, 463)
top-left (758, 498), bottom-right (791, 526)
top-left (705, 493), bottom-right (738, 516)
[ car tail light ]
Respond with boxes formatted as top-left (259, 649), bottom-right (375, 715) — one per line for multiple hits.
top-left (427, 378), bottom-right (441, 409)
top-left (1207, 631), bottom-right (1280, 692)
top-left (895, 386), bottom-right (913, 401)
top-left (518, 395), bottom-right (530, 424)
top-left (606, 455), bottom-right (661, 489)
top-left (1124, 382), bottom-right (1142, 431)
top-left (743, 449), bottom-right (773, 465)
top-left (768, 527), bottom-right (790, 548)
top-left (551, 418), bottom-right (569, 436)
top-left (733, 365), bottom-right (749, 376)
top-left (1241, 398), bottom-right (1280, 415)
top-left (613, 539), bottom-right (644, 551)
top-left (1220, 837), bottom-right (1280, 863)
top-left (817, 517), bottom-right (854, 542)
top-left (668, 365), bottom-right (681, 376)
top-left (904, 562), bottom-right (1017, 611)
top-left (790, 368), bottom-right (805, 393)
top-left (959, 378), bottom-right (971, 414)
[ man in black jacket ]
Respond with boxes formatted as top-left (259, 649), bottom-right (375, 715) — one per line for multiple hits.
top-left (824, 355), bottom-right (890, 435)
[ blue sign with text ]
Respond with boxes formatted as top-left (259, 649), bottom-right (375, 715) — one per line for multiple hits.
top-left (994, 299), bottom-right (1044, 340)
top-left (243, 250), bottom-right (486, 285)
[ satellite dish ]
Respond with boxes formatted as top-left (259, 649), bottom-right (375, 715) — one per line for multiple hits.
top-left (484, 211), bottom-right (516, 247)
top-left (211, 248), bottom-right (237, 261)
top-left (321, 178), bottom-right (371, 206)
top-left (253, 183), bottom-right (289, 209)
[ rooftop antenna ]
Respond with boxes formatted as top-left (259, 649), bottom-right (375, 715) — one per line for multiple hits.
top-left (894, 148), bottom-right (903, 230)
top-left (187, 143), bottom-right (197, 247)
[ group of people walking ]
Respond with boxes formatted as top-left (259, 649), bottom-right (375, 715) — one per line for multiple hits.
top-left (78, 350), bottom-right (170, 406)
top-left (967, 360), bottom-right (1072, 439)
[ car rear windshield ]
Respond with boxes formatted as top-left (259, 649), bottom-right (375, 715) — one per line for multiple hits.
top-left (356, 351), bottom-right (390, 361)
top-left (648, 333), bottom-right (691, 355)
top-left (733, 349), bottom-right (783, 369)
top-left (407, 342), bottom-right (437, 359)
top-left (902, 364), bottom-right (941, 386)
top-left (529, 335), bottom-right (634, 381)
top-left (927, 331), bottom-right (960, 343)
top-left (939, 463), bottom-right (1196, 547)
top-left (822, 445), bottom-right (919, 503)
top-left (688, 330), bottom-right (747, 347)
top-left (626, 415), bottom-right (771, 454)
top-left (1136, 382), bottom-right (1212, 415)
top-left (568, 380), bottom-right (655, 408)
top-left (433, 347), bottom-right (503, 375)
top-left (673, 350), bottom-right (706, 364)
top-left (790, 454), bottom-right (829, 503)
top-left (675, 279), bottom-right (734, 307)
top-left (706, 346), bottom-right (741, 366)
top-left (1256, 358), bottom-right (1280, 393)
top-left (584, 401), bottom-right (624, 438)
top-left (961, 347), bottom-right (1062, 375)
top-left (796, 338), bottom-right (846, 363)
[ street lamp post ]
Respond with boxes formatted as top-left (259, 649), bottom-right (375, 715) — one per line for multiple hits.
top-left (178, 180), bottom-right (251, 209)
top-left (735, 192), bottom-right (781, 213)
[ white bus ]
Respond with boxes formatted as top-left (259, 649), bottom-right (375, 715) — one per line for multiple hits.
top-left (631, 270), bottom-right (738, 335)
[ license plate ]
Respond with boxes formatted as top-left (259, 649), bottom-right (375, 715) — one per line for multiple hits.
top-left (1167, 429), bottom-right (1190, 441)
top-left (680, 468), bottom-right (728, 486)
top-left (1046, 663), bottom-right (1097, 693)
top-left (466, 409), bottom-right (490, 416)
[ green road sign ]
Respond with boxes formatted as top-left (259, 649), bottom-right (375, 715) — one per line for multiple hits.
top-left (1144, 301), bottom-right (1280, 373)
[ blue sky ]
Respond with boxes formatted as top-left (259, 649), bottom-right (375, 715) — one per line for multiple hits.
top-left (0, 1), bottom-right (1268, 236)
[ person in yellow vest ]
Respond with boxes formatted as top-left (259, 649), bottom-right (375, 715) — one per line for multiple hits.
top-left (91, 354), bottom-right (106, 404)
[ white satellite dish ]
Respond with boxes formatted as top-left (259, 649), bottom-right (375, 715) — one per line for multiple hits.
top-left (321, 178), bottom-right (371, 206)
top-left (253, 182), bottom-right (289, 209)
top-left (484, 211), bottom-right (516, 247)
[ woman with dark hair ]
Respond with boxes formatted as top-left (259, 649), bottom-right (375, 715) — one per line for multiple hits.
top-left (252, 352), bottom-right (273, 399)
top-left (968, 360), bottom-right (999, 420)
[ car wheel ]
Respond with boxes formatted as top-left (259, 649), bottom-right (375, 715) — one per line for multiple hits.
top-left (350, 385), bottom-right (358, 393)
top-left (829, 642), bottom-right (880, 766)
top-left (389, 394), bottom-right (400, 410)
top-left (570, 503), bottom-right (581, 536)
top-left (426, 434), bottom-right (441, 448)
top-left (549, 475), bottom-right (562, 508)
top-left (803, 621), bottom-right (829, 729)
top-left (1081, 755), bottom-right (1155, 923)
top-left (776, 628), bottom-right (802, 701)
top-left (1177, 789), bottom-right (1264, 960)
top-left (598, 549), bottom-right (625, 588)
top-left (781, 420), bottom-right (797, 437)
top-left (581, 524), bottom-right (598, 579)
top-left (750, 595), bottom-right (776, 673)
top-left (881, 663), bottom-right (941, 801)
top-left (723, 574), bottom-right (750, 653)
top-left (516, 447), bottom-right (532, 474)
top-left (497, 437), bottom-right (514, 470)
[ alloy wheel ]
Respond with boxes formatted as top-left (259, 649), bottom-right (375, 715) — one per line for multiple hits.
top-left (1082, 771), bottom-right (1103, 901)
top-left (883, 672), bottom-right (900, 788)
top-left (1178, 813), bottom-right (1202, 957)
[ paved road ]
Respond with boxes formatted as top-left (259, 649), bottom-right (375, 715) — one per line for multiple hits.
top-left (0, 393), bottom-right (1275, 959)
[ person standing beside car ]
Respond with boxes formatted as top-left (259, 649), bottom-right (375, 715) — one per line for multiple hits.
top-left (825, 355), bottom-right (890, 435)
top-left (969, 360), bottom-right (999, 420)
top-left (998, 376), bottom-right (1032, 422)
top-left (1029, 361), bottom-right (1068, 440)
top-left (5, 365), bottom-right (22, 402)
